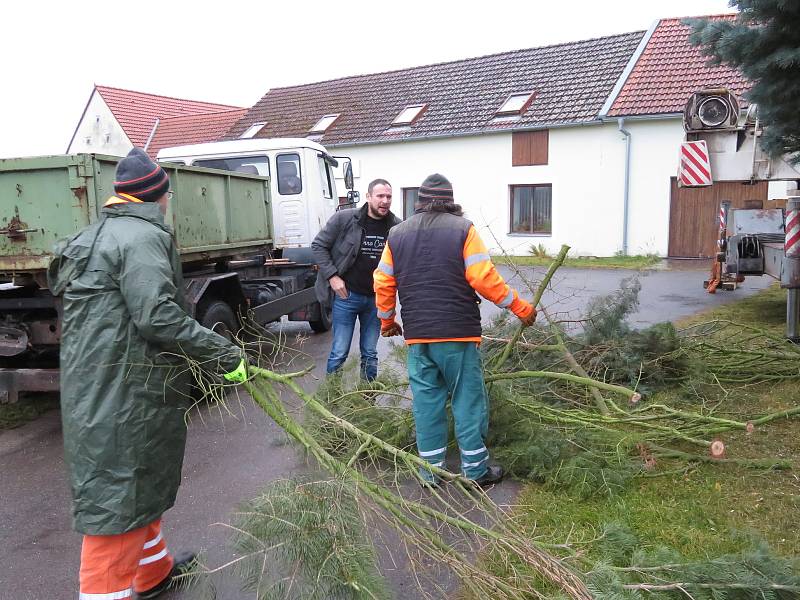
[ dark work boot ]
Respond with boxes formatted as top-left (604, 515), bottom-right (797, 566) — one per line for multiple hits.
top-left (137, 551), bottom-right (197, 599)
top-left (471, 465), bottom-right (505, 488)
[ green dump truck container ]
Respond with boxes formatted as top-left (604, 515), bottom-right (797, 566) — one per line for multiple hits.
top-left (0, 154), bottom-right (329, 401)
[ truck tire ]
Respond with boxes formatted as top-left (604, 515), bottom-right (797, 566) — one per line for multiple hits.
top-left (199, 301), bottom-right (238, 341)
top-left (309, 301), bottom-right (332, 333)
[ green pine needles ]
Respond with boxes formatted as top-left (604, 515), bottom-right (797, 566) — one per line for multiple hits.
top-left (228, 479), bottom-right (389, 600)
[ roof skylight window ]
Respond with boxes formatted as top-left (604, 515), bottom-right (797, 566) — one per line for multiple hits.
top-left (392, 104), bottom-right (428, 126)
top-left (239, 122), bottom-right (266, 139)
top-left (310, 114), bottom-right (340, 134)
top-left (496, 92), bottom-right (535, 116)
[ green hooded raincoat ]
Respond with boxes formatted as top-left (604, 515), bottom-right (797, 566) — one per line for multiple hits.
top-left (48, 201), bottom-right (241, 535)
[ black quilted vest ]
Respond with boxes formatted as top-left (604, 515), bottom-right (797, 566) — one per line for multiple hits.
top-left (388, 211), bottom-right (481, 340)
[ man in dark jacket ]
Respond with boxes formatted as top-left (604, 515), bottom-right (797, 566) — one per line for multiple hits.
top-left (48, 148), bottom-right (247, 600)
top-left (312, 179), bottom-right (400, 380)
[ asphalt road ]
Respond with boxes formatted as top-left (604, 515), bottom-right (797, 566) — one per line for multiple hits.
top-left (0, 262), bottom-right (774, 599)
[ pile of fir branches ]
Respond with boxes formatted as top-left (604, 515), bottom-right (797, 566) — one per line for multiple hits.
top-left (181, 244), bottom-right (800, 599)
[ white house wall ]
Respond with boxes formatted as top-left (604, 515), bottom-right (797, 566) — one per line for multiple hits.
top-left (67, 93), bottom-right (132, 157)
top-left (331, 122), bottom-right (633, 258)
top-left (623, 118), bottom-right (686, 256)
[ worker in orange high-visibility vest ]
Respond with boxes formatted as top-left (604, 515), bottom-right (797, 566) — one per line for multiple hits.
top-left (374, 174), bottom-right (536, 488)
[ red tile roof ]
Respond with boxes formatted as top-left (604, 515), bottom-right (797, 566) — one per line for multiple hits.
top-left (607, 15), bottom-right (748, 116)
top-left (227, 32), bottom-right (644, 146)
top-left (146, 109), bottom-right (249, 158)
top-left (94, 85), bottom-right (244, 148)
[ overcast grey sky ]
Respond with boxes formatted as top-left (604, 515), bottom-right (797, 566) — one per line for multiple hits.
top-left (1, 0), bottom-right (734, 158)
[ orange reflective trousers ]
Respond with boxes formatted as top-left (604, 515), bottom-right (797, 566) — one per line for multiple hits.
top-left (78, 518), bottom-right (174, 599)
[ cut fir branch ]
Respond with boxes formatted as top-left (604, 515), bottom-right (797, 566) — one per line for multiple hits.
top-left (490, 244), bottom-right (570, 372)
top-left (243, 369), bottom-right (593, 600)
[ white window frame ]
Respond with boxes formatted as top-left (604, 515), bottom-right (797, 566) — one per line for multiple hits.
top-left (239, 122), bottom-right (266, 139)
top-left (496, 92), bottom-right (534, 116)
top-left (392, 104), bottom-right (427, 126)
top-left (310, 114), bottom-right (340, 134)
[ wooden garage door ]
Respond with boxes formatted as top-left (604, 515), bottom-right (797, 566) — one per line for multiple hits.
top-left (668, 178), bottom-right (769, 258)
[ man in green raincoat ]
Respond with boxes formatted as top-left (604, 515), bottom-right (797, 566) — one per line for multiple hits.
top-left (48, 148), bottom-right (247, 599)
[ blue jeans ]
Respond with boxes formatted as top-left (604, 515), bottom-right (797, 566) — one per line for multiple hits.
top-left (326, 291), bottom-right (381, 381)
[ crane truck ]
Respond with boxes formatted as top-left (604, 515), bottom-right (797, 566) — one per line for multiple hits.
top-left (681, 88), bottom-right (800, 342)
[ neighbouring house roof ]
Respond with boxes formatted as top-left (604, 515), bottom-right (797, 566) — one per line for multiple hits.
top-left (90, 85), bottom-right (243, 149)
top-left (147, 108), bottom-right (248, 158)
top-left (607, 14), bottom-right (748, 117)
top-left (226, 31), bottom-right (644, 147)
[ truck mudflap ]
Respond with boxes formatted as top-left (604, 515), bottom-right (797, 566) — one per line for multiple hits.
top-left (0, 368), bottom-right (59, 403)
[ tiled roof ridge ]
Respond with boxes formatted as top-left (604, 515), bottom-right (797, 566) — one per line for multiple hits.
top-left (269, 30), bottom-right (646, 93)
top-left (158, 107), bottom-right (248, 122)
top-left (658, 12), bottom-right (737, 23)
top-left (94, 84), bottom-right (244, 110)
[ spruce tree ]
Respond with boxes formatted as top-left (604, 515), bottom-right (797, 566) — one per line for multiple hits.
top-left (688, 1), bottom-right (800, 158)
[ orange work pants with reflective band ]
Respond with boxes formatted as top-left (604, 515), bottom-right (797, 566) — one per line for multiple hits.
top-left (79, 518), bottom-right (174, 599)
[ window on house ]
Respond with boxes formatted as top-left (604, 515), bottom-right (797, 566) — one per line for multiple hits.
top-left (239, 122), bottom-right (266, 139)
top-left (510, 184), bottom-right (552, 234)
top-left (496, 92), bottom-right (535, 116)
top-left (402, 188), bottom-right (419, 219)
top-left (277, 153), bottom-right (302, 195)
top-left (512, 130), bottom-right (549, 166)
top-left (392, 104), bottom-right (427, 126)
top-left (310, 114), bottom-right (340, 134)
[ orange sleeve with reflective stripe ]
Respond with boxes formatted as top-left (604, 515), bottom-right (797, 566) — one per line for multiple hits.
top-left (373, 242), bottom-right (398, 328)
top-left (463, 225), bottom-right (533, 319)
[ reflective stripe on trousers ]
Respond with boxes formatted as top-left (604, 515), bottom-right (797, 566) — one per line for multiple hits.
top-left (79, 518), bottom-right (174, 598)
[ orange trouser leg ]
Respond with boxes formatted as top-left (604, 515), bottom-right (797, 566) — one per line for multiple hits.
top-left (79, 519), bottom-right (174, 599)
top-left (132, 519), bottom-right (174, 594)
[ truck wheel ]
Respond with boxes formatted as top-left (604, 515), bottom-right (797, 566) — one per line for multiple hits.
top-left (200, 301), bottom-right (238, 341)
top-left (309, 302), bottom-right (332, 333)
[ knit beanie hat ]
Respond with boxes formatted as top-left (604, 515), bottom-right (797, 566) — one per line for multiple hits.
top-left (418, 173), bottom-right (454, 204)
top-left (114, 148), bottom-right (170, 202)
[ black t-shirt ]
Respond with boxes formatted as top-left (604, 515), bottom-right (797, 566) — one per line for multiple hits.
top-left (343, 215), bottom-right (391, 296)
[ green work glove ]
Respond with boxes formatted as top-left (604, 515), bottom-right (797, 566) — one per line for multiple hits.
top-left (223, 358), bottom-right (248, 383)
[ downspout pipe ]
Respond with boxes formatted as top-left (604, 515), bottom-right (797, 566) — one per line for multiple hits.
top-left (618, 118), bottom-right (631, 256)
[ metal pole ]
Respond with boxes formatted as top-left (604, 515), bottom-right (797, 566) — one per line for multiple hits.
top-left (788, 290), bottom-right (800, 343)
top-left (783, 197), bottom-right (800, 342)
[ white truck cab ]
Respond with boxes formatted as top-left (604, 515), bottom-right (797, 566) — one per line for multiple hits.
top-left (158, 138), bottom-right (342, 248)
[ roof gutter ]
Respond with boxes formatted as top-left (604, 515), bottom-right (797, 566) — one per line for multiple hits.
top-left (618, 118), bottom-right (632, 256)
top-left (598, 19), bottom-right (660, 118)
top-left (600, 112), bottom-right (682, 123)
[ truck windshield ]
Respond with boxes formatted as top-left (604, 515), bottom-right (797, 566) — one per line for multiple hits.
top-left (193, 156), bottom-right (269, 177)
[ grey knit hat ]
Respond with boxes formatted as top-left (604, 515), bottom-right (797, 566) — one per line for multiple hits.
top-left (114, 148), bottom-right (170, 202)
top-left (418, 173), bottom-right (454, 204)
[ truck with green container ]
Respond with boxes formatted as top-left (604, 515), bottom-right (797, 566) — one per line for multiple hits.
top-left (0, 140), bottom-right (352, 401)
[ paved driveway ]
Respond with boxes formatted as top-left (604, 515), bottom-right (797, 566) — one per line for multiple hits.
top-left (0, 262), bottom-right (775, 599)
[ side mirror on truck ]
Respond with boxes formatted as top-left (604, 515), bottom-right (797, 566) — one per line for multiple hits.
top-left (343, 161), bottom-right (354, 191)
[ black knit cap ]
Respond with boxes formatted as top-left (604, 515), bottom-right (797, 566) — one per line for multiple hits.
top-left (418, 173), bottom-right (454, 203)
top-left (114, 148), bottom-right (170, 202)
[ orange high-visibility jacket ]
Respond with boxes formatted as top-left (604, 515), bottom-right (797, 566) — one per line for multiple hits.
top-left (374, 212), bottom-right (533, 344)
